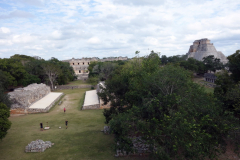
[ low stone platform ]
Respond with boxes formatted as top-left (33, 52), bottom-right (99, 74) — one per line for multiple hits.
top-left (82, 90), bottom-right (100, 110)
top-left (28, 92), bottom-right (64, 113)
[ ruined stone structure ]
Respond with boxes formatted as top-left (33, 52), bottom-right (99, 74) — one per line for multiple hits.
top-left (186, 38), bottom-right (228, 63)
top-left (115, 136), bottom-right (154, 157)
top-left (82, 90), bottom-right (100, 110)
top-left (204, 73), bottom-right (217, 83)
top-left (8, 83), bottom-right (50, 110)
top-left (63, 56), bottom-right (128, 80)
top-left (25, 139), bottom-right (53, 152)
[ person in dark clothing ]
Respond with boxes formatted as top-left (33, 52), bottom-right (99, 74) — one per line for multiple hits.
top-left (40, 123), bottom-right (43, 131)
top-left (65, 120), bottom-right (68, 129)
top-left (64, 107), bottom-right (66, 113)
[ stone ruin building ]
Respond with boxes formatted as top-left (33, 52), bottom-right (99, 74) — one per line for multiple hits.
top-left (8, 83), bottom-right (50, 110)
top-left (63, 56), bottom-right (128, 80)
top-left (186, 38), bottom-right (228, 64)
top-left (25, 139), bottom-right (53, 152)
top-left (204, 73), bottom-right (217, 83)
top-left (82, 81), bottom-right (111, 110)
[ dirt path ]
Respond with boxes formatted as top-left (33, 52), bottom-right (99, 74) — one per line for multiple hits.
top-left (55, 93), bottom-right (79, 112)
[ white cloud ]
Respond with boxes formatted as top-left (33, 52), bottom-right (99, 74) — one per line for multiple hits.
top-left (0, 10), bottom-right (34, 19)
top-left (18, 0), bottom-right (44, 7)
top-left (24, 45), bottom-right (43, 50)
top-left (0, 0), bottom-right (240, 59)
top-left (87, 37), bottom-right (101, 44)
top-left (12, 34), bottom-right (37, 43)
top-left (112, 0), bottom-right (166, 6)
top-left (0, 27), bottom-right (11, 34)
top-left (0, 39), bottom-right (13, 46)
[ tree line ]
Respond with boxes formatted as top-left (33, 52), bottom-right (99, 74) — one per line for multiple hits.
top-left (0, 54), bottom-right (76, 91)
top-left (88, 50), bottom-right (240, 159)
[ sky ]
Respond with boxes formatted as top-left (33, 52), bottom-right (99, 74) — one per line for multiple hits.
top-left (0, 0), bottom-right (240, 60)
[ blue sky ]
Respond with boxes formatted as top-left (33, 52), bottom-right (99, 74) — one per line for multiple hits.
top-left (0, 0), bottom-right (240, 60)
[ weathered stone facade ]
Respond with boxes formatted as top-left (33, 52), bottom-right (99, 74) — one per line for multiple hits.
top-left (186, 38), bottom-right (228, 63)
top-left (115, 136), bottom-right (154, 157)
top-left (8, 83), bottom-right (50, 109)
top-left (25, 139), bottom-right (53, 152)
top-left (82, 104), bottom-right (100, 110)
top-left (63, 57), bottom-right (128, 80)
top-left (204, 73), bottom-right (217, 83)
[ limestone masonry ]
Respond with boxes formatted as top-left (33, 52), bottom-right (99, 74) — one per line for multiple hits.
top-left (25, 139), bottom-right (53, 152)
top-left (8, 83), bottom-right (50, 110)
top-left (186, 38), bottom-right (228, 63)
top-left (63, 56), bottom-right (128, 80)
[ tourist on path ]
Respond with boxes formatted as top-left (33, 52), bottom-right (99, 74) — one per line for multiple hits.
top-left (40, 123), bottom-right (43, 131)
top-left (64, 107), bottom-right (66, 113)
top-left (65, 120), bottom-right (68, 129)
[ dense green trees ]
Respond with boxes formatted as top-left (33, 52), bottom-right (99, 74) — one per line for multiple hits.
top-left (0, 55), bottom-right (76, 90)
top-left (214, 50), bottom-right (240, 116)
top-left (0, 81), bottom-right (12, 140)
top-left (0, 103), bottom-right (11, 140)
top-left (87, 60), bottom-right (127, 85)
top-left (179, 58), bottom-right (206, 74)
top-left (160, 54), bottom-right (226, 75)
top-left (227, 50), bottom-right (240, 82)
top-left (99, 53), bottom-right (238, 159)
top-left (202, 55), bottom-right (224, 73)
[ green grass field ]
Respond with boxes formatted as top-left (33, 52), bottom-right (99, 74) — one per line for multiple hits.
top-left (0, 88), bottom-right (148, 160)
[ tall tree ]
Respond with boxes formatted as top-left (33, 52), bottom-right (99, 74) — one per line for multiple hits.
top-left (42, 62), bottom-right (61, 90)
top-left (0, 103), bottom-right (11, 140)
top-left (202, 55), bottom-right (224, 73)
top-left (227, 50), bottom-right (240, 82)
top-left (0, 82), bottom-right (12, 140)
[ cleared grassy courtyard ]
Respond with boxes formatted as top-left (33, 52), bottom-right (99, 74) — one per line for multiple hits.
top-left (0, 88), bottom-right (146, 160)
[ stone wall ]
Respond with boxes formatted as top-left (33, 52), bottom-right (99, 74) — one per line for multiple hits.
top-left (82, 104), bottom-right (100, 110)
top-left (77, 74), bottom-right (89, 80)
top-left (8, 83), bottom-right (50, 109)
top-left (56, 85), bottom-right (93, 90)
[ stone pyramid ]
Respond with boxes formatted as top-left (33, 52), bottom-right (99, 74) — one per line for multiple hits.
top-left (186, 38), bottom-right (228, 63)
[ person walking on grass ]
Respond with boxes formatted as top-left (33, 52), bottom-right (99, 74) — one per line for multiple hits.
top-left (64, 107), bottom-right (66, 113)
top-left (40, 123), bottom-right (43, 131)
top-left (65, 120), bottom-right (68, 129)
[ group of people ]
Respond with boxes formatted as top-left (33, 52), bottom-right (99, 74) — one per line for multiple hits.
top-left (40, 108), bottom-right (68, 131)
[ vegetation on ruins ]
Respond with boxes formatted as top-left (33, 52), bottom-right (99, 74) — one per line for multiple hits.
top-left (0, 54), bottom-right (76, 90)
top-left (99, 52), bottom-right (239, 159)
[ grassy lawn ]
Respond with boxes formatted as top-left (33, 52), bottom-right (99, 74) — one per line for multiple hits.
top-left (66, 80), bottom-right (90, 86)
top-left (193, 77), bottom-right (214, 93)
top-left (0, 88), bottom-right (147, 160)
